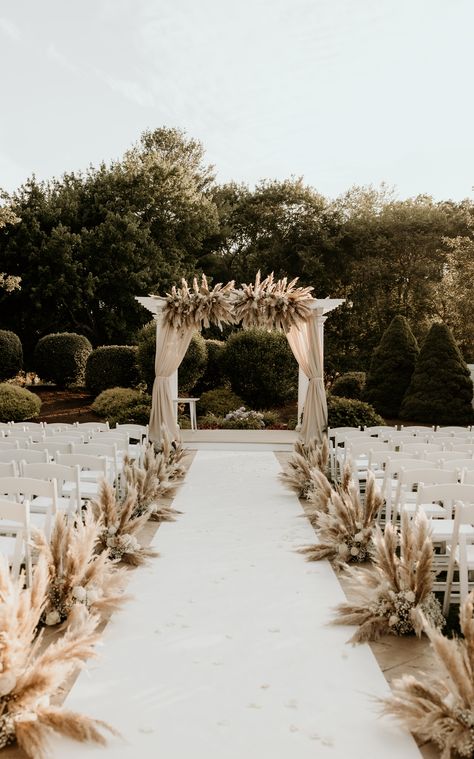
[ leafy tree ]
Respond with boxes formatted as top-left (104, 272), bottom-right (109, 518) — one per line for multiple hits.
top-left (364, 315), bottom-right (419, 418)
top-left (400, 322), bottom-right (474, 425)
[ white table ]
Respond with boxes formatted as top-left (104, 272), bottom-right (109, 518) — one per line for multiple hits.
top-left (173, 397), bottom-right (199, 430)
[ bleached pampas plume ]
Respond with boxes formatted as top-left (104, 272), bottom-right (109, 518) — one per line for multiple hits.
top-left (162, 275), bottom-right (235, 330)
top-left (92, 481), bottom-right (158, 566)
top-left (0, 556), bottom-right (116, 758)
top-left (154, 426), bottom-right (189, 481)
top-left (332, 511), bottom-right (444, 643)
top-left (299, 472), bottom-right (382, 568)
top-left (279, 436), bottom-right (329, 499)
top-left (383, 592), bottom-right (474, 759)
top-left (33, 508), bottom-right (128, 626)
top-left (233, 271), bottom-right (314, 332)
top-left (123, 445), bottom-right (181, 522)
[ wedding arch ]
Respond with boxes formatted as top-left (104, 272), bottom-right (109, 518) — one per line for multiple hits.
top-left (136, 274), bottom-right (344, 444)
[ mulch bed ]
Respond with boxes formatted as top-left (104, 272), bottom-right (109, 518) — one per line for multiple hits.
top-left (30, 386), bottom-right (100, 425)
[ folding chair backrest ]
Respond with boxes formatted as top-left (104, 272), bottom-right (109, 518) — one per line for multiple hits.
top-left (56, 453), bottom-right (107, 476)
top-left (0, 498), bottom-right (30, 581)
top-left (428, 436), bottom-right (467, 447)
top-left (43, 430), bottom-right (86, 441)
top-left (0, 449), bottom-right (49, 465)
top-left (450, 444), bottom-right (474, 454)
top-left (399, 467), bottom-right (459, 489)
top-left (463, 470), bottom-right (474, 485)
top-left (398, 442), bottom-right (444, 454)
top-left (42, 423), bottom-right (77, 433)
top-left (71, 442), bottom-right (117, 457)
top-left (437, 426), bottom-right (472, 435)
top-left (347, 440), bottom-right (388, 458)
top-left (0, 475), bottom-right (57, 500)
top-left (115, 423), bottom-right (148, 441)
top-left (0, 462), bottom-right (17, 477)
top-left (441, 459), bottom-right (474, 471)
top-left (21, 462), bottom-right (79, 489)
top-left (417, 482), bottom-right (474, 509)
top-left (6, 431), bottom-right (33, 444)
top-left (75, 422), bottom-right (110, 432)
top-left (28, 441), bottom-right (72, 456)
top-left (384, 458), bottom-right (429, 476)
top-left (0, 440), bottom-right (19, 450)
top-left (425, 450), bottom-right (473, 463)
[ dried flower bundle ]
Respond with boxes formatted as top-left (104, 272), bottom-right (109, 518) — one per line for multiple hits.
top-left (233, 271), bottom-right (314, 332)
top-left (33, 509), bottom-right (128, 626)
top-left (123, 448), bottom-right (181, 522)
top-left (383, 592), bottom-right (474, 759)
top-left (92, 481), bottom-right (158, 566)
top-left (162, 275), bottom-right (235, 330)
top-left (300, 472), bottom-right (382, 568)
top-left (332, 511), bottom-right (444, 643)
top-left (154, 426), bottom-right (188, 480)
top-left (0, 556), bottom-right (115, 758)
top-left (279, 436), bottom-right (329, 499)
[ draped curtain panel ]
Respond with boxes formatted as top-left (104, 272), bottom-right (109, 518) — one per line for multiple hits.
top-left (286, 317), bottom-right (327, 443)
top-left (148, 319), bottom-right (196, 443)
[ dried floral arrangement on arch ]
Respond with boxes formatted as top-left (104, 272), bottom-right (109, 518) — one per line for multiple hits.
top-left (0, 556), bottom-right (116, 758)
top-left (383, 591), bottom-right (474, 759)
top-left (159, 271), bottom-right (314, 332)
top-left (332, 511), bottom-right (444, 643)
top-left (33, 508), bottom-right (128, 626)
top-left (299, 470), bottom-right (382, 569)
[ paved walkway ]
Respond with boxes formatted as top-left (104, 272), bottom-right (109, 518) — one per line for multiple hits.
top-left (50, 450), bottom-right (421, 758)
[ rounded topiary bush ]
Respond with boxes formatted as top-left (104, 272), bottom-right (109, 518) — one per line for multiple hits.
top-left (85, 345), bottom-right (139, 395)
top-left (196, 339), bottom-right (226, 392)
top-left (137, 322), bottom-right (207, 394)
top-left (331, 372), bottom-right (366, 400)
top-left (327, 395), bottom-right (384, 429)
top-left (33, 332), bottom-right (92, 388)
top-left (0, 384), bottom-right (41, 422)
top-left (91, 387), bottom-right (151, 426)
top-left (222, 329), bottom-right (297, 409)
top-left (0, 330), bottom-right (23, 381)
top-left (364, 315), bottom-right (419, 418)
top-left (198, 387), bottom-right (245, 417)
top-left (400, 322), bottom-right (474, 425)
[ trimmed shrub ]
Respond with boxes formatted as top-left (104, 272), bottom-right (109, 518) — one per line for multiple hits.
top-left (327, 395), bottom-right (384, 429)
top-left (0, 330), bottom-right (23, 381)
top-left (196, 339), bottom-right (226, 392)
top-left (222, 329), bottom-right (297, 409)
top-left (33, 332), bottom-right (92, 388)
top-left (400, 323), bottom-right (474, 425)
top-left (198, 387), bottom-right (245, 417)
top-left (331, 372), bottom-right (366, 400)
top-left (137, 322), bottom-right (207, 394)
top-left (85, 346), bottom-right (139, 395)
top-left (0, 383), bottom-right (41, 422)
top-left (364, 316), bottom-right (419, 417)
top-left (91, 387), bottom-right (151, 426)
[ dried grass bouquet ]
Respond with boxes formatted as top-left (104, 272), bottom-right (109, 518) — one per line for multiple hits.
top-left (163, 275), bottom-right (235, 330)
top-left (279, 436), bottom-right (329, 499)
top-left (299, 472), bottom-right (382, 569)
top-left (92, 481), bottom-right (158, 566)
top-left (0, 556), bottom-right (116, 758)
top-left (333, 511), bottom-right (444, 643)
top-left (33, 508), bottom-right (128, 626)
top-left (123, 445), bottom-right (181, 522)
top-left (233, 271), bottom-right (314, 332)
top-left (383, 592), bottom-right (474, 759)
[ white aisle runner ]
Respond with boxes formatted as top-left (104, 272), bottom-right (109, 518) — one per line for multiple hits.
top-left (50, 451), bottom-right (421, 758)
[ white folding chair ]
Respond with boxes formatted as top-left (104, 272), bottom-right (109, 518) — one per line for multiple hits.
top-left (28, 441), bottom-right (72, 457)
top-left (42, 423), bottom-right (77, 433)
top-left (449, 444), bottom-right (474, 454)
top-left (70, 442), bottom-right (120, 481)
top-left (0, 440), bottom-right (20, 450)
top-left (0, 475), bottom-right (58, 539)
top-left (394, 467), bottom-right (459, 522)
top-left (437, 426), bottom-right (472, 435)
top-left (396, 442), bottom-right (444, 455)
top-left (5, 431), bottom-right (34, 445)
top-left (20, 463), bottom-right (80, 518)
top-left (88, 432), bottom-right (130, 456)
top-left (0, 499), bottom-right (31, 584)
top-left (381, 458), bottom-right (431, 523)
top-left (75, 422), bottom-right (110, 433)
top-left (56, 453), bottom-right (109, 496)
top-left (0, 462), bottom-right (18, 477)
top-left (425, 450), bottom-right (473, 464)
top-left (43, 430), bottom-right (86, 442)
top-left (0, 449), bottom-right (49, 465)
top-left (443, 498), bottom-right (474, 613)
top-left (463, 470), bottom-right (474, 485)
top-left (115, 423), bottom-right (149, 443)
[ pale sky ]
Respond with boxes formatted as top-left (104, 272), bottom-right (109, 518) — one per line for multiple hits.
top-left (0, 0), bottom-right (473, 200)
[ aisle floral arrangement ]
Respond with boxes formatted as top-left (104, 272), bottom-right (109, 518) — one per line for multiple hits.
top-left (154, 427), bottom-right (189, 481)
top-left (332, 511), bottom-right (444, 643)
top-left (383, 592), bottom-right (474, 759)
top-left (33, 508), bottom-right (128, 626)
top-left (279, 436), bottom-right (329, 499)
top-left (92, 481), bottom-right (159, 566)
top-left (299, 472), bottom-right (382, 569)
top-left (0, 556), bottom-right (115, 758)
top-left (123, 446), bottom-right (181, 522)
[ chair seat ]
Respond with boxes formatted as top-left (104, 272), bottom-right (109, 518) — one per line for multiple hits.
top-left (31, 495), bottom-right (76, 515)
top-left (63, 480), bottom-right (101, 497)
top-left (429, 520), bottom-right (474, 541)
top-left (400, 502), bottom-right (448, 518)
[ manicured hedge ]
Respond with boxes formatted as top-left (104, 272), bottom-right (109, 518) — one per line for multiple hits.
top-left (0, 383), bottom-right (41, 422)
top-left (327, 395), bottom-right (384, 429)
top-left (331, 372), bottom-right (366, 400)
top-left (33, 332), bottom-right (92, 387)
top-left (196, 339), bottom-right (226, 392)
top-left (85, 345), bottom-right (139, 395)
top-left (222, 329), bottom-right (297, 409)
top-left (197, 387), bottom-right (245, 417)
top-left (0, 329), bottom-right (23, 381)
top-left (91, 387), bottom-right (151, 426)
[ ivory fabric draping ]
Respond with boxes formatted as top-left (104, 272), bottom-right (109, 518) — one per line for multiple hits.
top-left (148, 318), bottom-right (196, 442)
top-left (287, 315), bottom-right (327, 443)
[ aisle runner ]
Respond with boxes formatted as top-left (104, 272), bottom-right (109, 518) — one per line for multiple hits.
top-left (51, 451), bottom-right (420, 758)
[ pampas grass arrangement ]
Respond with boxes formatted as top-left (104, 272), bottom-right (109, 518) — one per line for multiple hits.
top-left (233, 271), bottom-right (314, 332)
top-left (383, 592), bottom-right (474, 759)
top-left (163, 275), bottom-right (235, 330)
top-left (332, 511), bottom-right (444, 643)
top-left (33, 509), bottom-right (128, 626)
top-left (92, 481), bottom-right (159, 566)
top-left (299, 472), bottom-right (382, 568)
top-left (0, 556), bottom-right (116, 757)
top-left (154, 426), bottom-right (188, 481)
top-left (123, 446), bottom-right (181, 522)
top-left (279, 436), bottom-right (329, 499)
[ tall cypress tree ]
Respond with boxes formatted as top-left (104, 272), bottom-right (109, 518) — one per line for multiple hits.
top-left (400, 322), bottom-right (474, 425)
top-left (364, 315), bottom-right (419, 418)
